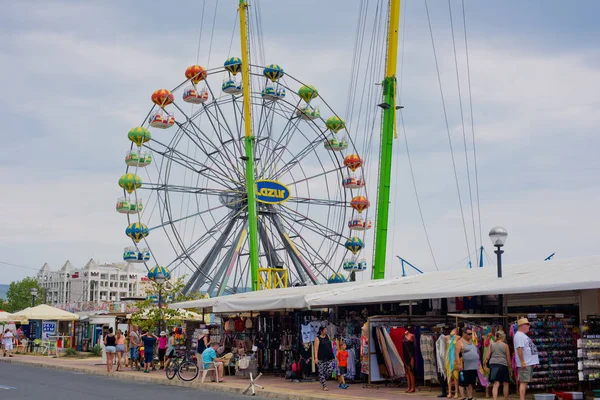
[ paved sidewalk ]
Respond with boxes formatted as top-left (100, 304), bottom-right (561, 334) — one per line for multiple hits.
top-left (0, 355), bottom-right (442, 400)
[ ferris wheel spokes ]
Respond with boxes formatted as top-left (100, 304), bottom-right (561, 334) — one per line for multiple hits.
top-left (205, 220), bottom-right (249, 296)
top-left (266, 211), bottom-right (318, 285)
top-left (180, 211), bottom-right (243, 293)
top-left (173, 105), bottom-right (245, 182)
top-left (145, 136), bottom-right (237, 188)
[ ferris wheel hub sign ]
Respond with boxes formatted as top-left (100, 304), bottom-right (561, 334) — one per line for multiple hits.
top-left (255, 180), bottom-right (290, 204)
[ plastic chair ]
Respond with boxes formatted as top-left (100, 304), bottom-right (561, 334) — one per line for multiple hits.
top-left (198, 361), bottom-right (218, 384)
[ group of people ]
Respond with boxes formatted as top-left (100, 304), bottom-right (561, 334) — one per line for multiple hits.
top-left (446, 318), bottom-right (538, 400)
top-left (103, 324), bottom-right (179, 373)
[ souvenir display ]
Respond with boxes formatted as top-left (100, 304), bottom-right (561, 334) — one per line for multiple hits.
top-left (525, 315), bottom-right (578, 390)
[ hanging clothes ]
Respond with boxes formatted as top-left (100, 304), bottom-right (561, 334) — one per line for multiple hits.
top-left (376, 327), bottom-right (393, 378)
top-left (389, 327), bottom-right (405, 361)
top-left (381, 327), bottom-right (405, 378)
top-left (436, 334), bottom-right (447, 380)
top-left (346, 348), bottom-right (356, 380)
top-left (420, 334), bottom-right (438, 383)
top-left (445, 333), bottom-right (459, 380)
top-left (372, 326), bottom-right (387, 376)
top-left (360, 333), bottom-right (369, 375)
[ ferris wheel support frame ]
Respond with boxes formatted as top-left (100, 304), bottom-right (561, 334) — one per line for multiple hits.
top-left (239, 0), bottom-right (261, 291)
top-left (373, 0), bottom-right (401, 280)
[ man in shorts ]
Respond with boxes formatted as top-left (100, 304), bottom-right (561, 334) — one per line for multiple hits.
top-left (514, 318), bottom-right (539, 400)
top-left (129, 324), bottom-right (141, 370)
top-left (202, 342), bottom-right (226, 382)
top-left (455, 326), bottom-right (479, 400)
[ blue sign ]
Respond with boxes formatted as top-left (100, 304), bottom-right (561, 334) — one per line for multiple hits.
top-left (42, 320), bottom-right (56, 339)
top-left (256, 180), bottom-right (291, 204)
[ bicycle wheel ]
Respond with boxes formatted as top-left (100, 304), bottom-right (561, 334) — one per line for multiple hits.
top-left (165, 359), bottom-right (179, 380)
top-left (177, 360), bottom-right (199, 382)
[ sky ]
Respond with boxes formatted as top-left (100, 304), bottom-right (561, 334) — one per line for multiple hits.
top-left (0, 0), bottom-right (599, 284)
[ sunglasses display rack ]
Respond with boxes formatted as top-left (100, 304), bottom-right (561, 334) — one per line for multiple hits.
top-left (577, 316), bottom-right (600, 383)
top-left (528, 316), bottom-right (578, 390)
top-left (577, 336), bottom-right (600, 382)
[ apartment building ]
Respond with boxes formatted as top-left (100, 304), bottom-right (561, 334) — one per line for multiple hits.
top-left (37, 259), bottom-right (148, 306)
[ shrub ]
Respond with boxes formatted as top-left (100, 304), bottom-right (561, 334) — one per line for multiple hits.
top-left (90, 345), bottom-right (103, 356)
top-left (64, 348), bottom-right (77, 357)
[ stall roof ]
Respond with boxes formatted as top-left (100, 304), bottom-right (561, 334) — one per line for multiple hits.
top-left (306, 255), bottom-right (600, 307)
top-left (11, 304), bottom-right (79, 321)
top-left (172, 256), bottom-right (600, 313)
top-left (170, 281), bottom-right (366, 313)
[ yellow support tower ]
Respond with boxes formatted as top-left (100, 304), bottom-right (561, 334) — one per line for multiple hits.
top-left (258, 268), bottom-right (289, 290)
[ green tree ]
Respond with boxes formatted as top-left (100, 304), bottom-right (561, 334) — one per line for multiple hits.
top-left (5, 277), bottom-right (43, 312)
top-left (130, 277), bottom-right (201, 333)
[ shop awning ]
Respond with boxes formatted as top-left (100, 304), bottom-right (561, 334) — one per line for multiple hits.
top-left (171, 281), bottom-right (367, 313)
top-left (172, 255), bottom-right (600, 313)
top-left (306, 255), bottom-right (600, 307)
top-left (168, 298), bottom-right (217, 312)
top-left (0, 311), bottom-right (22, 323)
top-left (10, 304), bottom-right (80, 321)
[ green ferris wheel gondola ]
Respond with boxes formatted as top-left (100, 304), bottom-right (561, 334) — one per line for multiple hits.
top-left (127, 127), bottom-right (151, 147)
top-left (224, 57), bottom-right (242, 75)
top-left (263, 64), bottom-right (284, 82)
top-left (118, 173), bottom-right (142, 194)
top-left (298, 85), bottom-right (318, 103)
top-left (326, 116), bottom-right (345, 133)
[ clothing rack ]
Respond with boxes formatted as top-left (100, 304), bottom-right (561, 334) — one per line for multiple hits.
top-left (365, 316), bottom-right (407, 388)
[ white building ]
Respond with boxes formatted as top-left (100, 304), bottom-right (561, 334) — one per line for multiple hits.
top-left (37, 259), bottom-right (148, 306)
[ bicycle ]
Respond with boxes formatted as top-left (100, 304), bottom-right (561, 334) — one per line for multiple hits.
top-left (165, 349), bottom-right (199, 381)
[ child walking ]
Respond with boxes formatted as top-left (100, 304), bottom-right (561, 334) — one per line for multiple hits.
top-left (337, 342), bottom-right (349, 389)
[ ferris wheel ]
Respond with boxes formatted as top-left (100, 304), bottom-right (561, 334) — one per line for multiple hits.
top-left (117, 58), bottom-right (373, 296)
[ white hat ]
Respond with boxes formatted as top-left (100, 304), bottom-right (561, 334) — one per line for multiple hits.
top-left (160, 331), bottom-right (167, 336)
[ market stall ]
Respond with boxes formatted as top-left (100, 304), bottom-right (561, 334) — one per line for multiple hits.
top-left (10, 304), bottom-right (79, 353)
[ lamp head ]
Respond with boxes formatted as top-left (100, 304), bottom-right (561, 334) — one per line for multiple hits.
top-left (489, 226), bottom-right (508, 247)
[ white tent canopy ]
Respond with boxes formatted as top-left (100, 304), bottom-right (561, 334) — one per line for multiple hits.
top-left (170, 281), bottom-right (365, 313)
top-left (10, 304), bottom-right (79, 321)
top-left (172, 256), bottom-right (600, 314)
top-left (307, 255), bottom-right (600, 307)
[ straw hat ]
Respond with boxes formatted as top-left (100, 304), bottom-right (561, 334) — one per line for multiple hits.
top-left (517, 318), bottom-right (530, 326)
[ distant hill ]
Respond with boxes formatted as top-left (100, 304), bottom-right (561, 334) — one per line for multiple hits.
top-left (0, 284), bottom-right (8, 300)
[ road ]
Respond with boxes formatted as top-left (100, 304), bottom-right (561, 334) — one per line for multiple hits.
top-left (0, 363), bottom-right (266, 400)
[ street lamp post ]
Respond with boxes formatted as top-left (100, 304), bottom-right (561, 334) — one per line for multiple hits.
top-left (153, 272), bottom-right (166, 335)
top-left (30, 287), bottom-right (38, 307)
top-left (489, 226), bottom-right (508, 278)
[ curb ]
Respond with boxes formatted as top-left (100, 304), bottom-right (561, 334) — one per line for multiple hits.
top-left (0, 358), bottom-right (356, 400)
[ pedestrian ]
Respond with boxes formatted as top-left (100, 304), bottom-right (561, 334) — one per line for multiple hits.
top-left (314, 326), bottom-right (335, 391)
top-left (158, 331), bottom-right (168, 370)
top-left (197, 328), bottom-right (210, 355)
top-left (336, 341), bottom-right (349, 389)
top-left (514, 318), bottom-right (539, 400)
top-left (140, 330), bottom-right (157, 373)
top-left (485, 331), bottom-right (512, 400)
top-left (104, 327), bottom-right (116, 372)
top-left (2, 329), bottom-right (15, 357)
top-left (201, 341), bottom-right (226, 382)
top-left (129, 324), bottom-right (141, 370)
top-left (115, 329), bottom-right (125, 371)
top-left (455, 326), bottom-right (478, 400)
